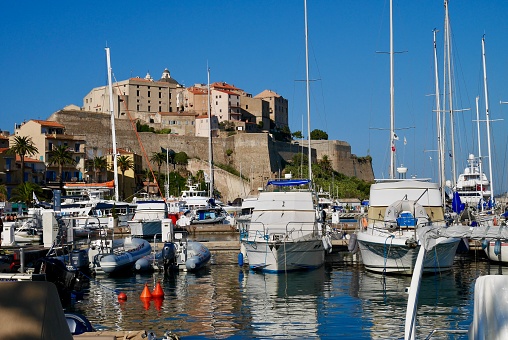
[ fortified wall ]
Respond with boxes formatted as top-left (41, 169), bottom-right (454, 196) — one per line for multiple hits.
top-left (48, 110), bottom-right (374, 199)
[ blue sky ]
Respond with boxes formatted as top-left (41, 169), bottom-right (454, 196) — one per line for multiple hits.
top-left (2, 1), bottom-right (508, 193)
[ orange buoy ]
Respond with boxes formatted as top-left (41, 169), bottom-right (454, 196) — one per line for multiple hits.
top-left (153, 297), bottom-right (163, 311)
top-left (140, 283), bottom-right (152, 299)
top-left (152, 281), bottom-right (164, 298)
top-left (140, 297), bottom-right (151, 310)
top-left (117, 292), bottom-right (127, 301)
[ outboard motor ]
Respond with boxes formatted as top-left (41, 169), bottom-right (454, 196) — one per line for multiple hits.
top-left (162, 242), bottom-right (177, 272)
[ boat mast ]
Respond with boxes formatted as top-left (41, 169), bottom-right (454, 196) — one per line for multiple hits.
top-left (444, 0), bottom-right (457, 186)
top-left (389, 0), bottom-right (395, 179)
top-left (475, 96), bottom-right (484, 210)
top-left (304, 0), bottom-right (312, 186)
top-left (207, 65), bottom-right (214, 198)
top-left (481, 36), bottom-right (494, 204)
top-left (433, 29), bottom-right (445, 205)
top-left (106, 47), bottom-right (119, 202)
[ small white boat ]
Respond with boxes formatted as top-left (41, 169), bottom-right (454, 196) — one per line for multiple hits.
top-left (191, 207), bottom-right (227, 225)
top-left (88, 237), bottom-right (151, 275)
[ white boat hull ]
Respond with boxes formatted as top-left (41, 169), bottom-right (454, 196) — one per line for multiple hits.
top-left (356, 231), bottom-right (459, 274)
top-left (484, 241), bottom-right (508, 263)
top-left (243, 239), bottom-right (324, 273)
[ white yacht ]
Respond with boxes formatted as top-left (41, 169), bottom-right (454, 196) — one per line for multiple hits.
top-left (454, 154), bottom-right (491, 207)
top-left (240, 179), bottom-right (325, 273)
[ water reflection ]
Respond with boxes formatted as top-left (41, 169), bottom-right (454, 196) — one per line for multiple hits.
top-left (239, 267), bottom-right (329, 339)
top-left (67, 252), bottom-right (496, 339)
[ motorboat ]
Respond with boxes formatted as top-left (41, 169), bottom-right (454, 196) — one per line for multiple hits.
top-left (454, 154), bottom-right (491, 207)
top-left (88, 237), bottom-right (151, 275)
top-left (190, 207), bottom-right (228, 225)
top-left (163, 231), bottom-right (211, 272)
top-left (355, 179), bottom-right (460, 275)
top-left (240, 178), bottom-right (325, 273)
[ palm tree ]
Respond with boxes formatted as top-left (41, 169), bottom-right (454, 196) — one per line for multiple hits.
top-left (7, 135), bottom-right (38, 184)
top-left (150, 151), bottom-right (166, 185)
top-left (10, 182), bottom-right (42, 207)
top-left (93, 156), bottom-right (107, 182)
top-left (0, 184), bottom-right (7, 201)
top-left (116, 155), bottom-right (133, 200)
top-left (47, 144), bottom-right (76, 192)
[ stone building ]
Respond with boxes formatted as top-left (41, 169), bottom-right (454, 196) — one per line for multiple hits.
top-left (83, 69), bottom-right (183, 123)
top-left (254, 89), bottom-right (288, 130)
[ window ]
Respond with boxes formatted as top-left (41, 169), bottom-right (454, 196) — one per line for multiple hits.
top-left (216, 101), bottom-right (218, 105)
top-left (159, 92), bottom-right (161, 98)
top-left (148, 91), bottom-right (151, 97)
top-left (159, 106), bottom-right (162, 112)
top-left (137, 105), bottom-right (140, 110)
top-left (246, 105), bottom-right (249, 109)
top-left (137, 90), bottom-right (140, 96)
top-left (48, 142), bottom-right (53, 151)
top-left (148, 106), bottom-right (151, 111)
top-left (74, 143), bottom-right (80, 152)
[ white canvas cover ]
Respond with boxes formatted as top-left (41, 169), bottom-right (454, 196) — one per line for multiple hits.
top-left (250, 191), bottom-right (316, 234)
top-left (469, 275), bottom-right (508, 339)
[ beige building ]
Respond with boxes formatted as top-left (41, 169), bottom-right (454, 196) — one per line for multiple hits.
top-left (254, 90), bottom-right (289, 129)
top-left (240, 95), bottom-right (270, 131)
top-left (13, 120), bottom-right (86, 185)
top-left (158, 112), bottom-right (198, 135)
top-left (83, 69), bottom-right (183, 123)
top-left (195, 115), bottom-right (219, 137)
top-left (105, 148), bottom-right (142, 200)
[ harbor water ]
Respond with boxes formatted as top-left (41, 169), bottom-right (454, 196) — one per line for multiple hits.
top-left (67, 236), bottom-right (500, 339)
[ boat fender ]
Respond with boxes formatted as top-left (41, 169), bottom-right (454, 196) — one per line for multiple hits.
top-left (361, 217), bottom-right (368, 229)
top-left (348, 233), bottom-right (359, 254)
top-left (494, 217), bottom-right (498, 226)
top-left (481, 239), bottom-right (489, 250)
top-left (494, 239), bottom-right (502, 256)
top-left (238, 252), bottom-right (244, 266)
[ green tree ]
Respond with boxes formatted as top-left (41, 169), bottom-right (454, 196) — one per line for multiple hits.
top-left (10, 182), bottom-right (42, 207)
top-left (150, 151), bottom-right (166, 186)
top-left (310, 129), bottom-right (328, 140)
top-left (8, 135), bottom-right (38, 184)
top-left (47, 144), bottom-right (76, 192)
top-left (117, 155), bottom-right (133, 200)
top-left (0, 184), bottom-right (7, 201)
top-left (292, 131), bottom-right (304, 139)
top-left (174, 152), bottom-right (188, 165)
top-left (93, 156), bottom-right (107, 182)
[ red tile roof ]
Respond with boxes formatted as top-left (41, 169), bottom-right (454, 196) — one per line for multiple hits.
top-left (32, 120), bottom-right (65, 128)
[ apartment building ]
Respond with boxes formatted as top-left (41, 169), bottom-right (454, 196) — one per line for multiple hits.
top-left (13, 120), bottom-right (86, 185)
top-left (83, 69), bottom-right (183, 123)
top-left (254, 90), bottom-right (289, 130)
top-left (195, 115), bottom-right (220, 137)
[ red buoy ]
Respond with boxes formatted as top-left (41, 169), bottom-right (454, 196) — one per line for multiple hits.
top-left (153, 297), bottom-right (163, 311)
top-left (152, 281), bottom-right (164, 298)
top-left (140, 283), bottom-right (152, 299)
top-left (117, 292), bottom-right (127, 301)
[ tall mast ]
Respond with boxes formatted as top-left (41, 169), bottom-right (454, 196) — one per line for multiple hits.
top-left (304, 0), bottom-right (312, 186)
top-left (433, 29), bottom-right (445, 205)
top-left (207, 65), bottom-right (214, 198)
top-left (444, 0), bottom-right (457, 186)
top-left (106, 47), bottom-right (119, 201)
top-left (389, 0), bottom-right (396, 179)
top-left (475, 96), bottom-right (484, 210)
top-left (482, 36), bottom-right (494, 203)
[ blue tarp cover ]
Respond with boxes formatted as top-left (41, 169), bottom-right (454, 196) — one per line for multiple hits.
top-left (267, 179), bottom-right (311, 187)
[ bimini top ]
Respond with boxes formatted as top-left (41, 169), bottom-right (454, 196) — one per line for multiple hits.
top-left (267, 179), bottom-right (311, 187)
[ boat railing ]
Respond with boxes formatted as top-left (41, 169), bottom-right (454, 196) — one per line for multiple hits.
top-left (245, 221), bottom-right (318, 242)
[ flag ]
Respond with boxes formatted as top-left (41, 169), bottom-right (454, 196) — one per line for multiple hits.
top-left (32, 192), bottom-right (40, 204)
top-left (393, 133), bottom-right (399, 140)
top-left (404, 136), bottom-right (407, 145)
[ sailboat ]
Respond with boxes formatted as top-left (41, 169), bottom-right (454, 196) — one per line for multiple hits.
top-left (239, 0), bottom-right (326, 273)
top-left (355, 0), bottom-right (460, 275)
